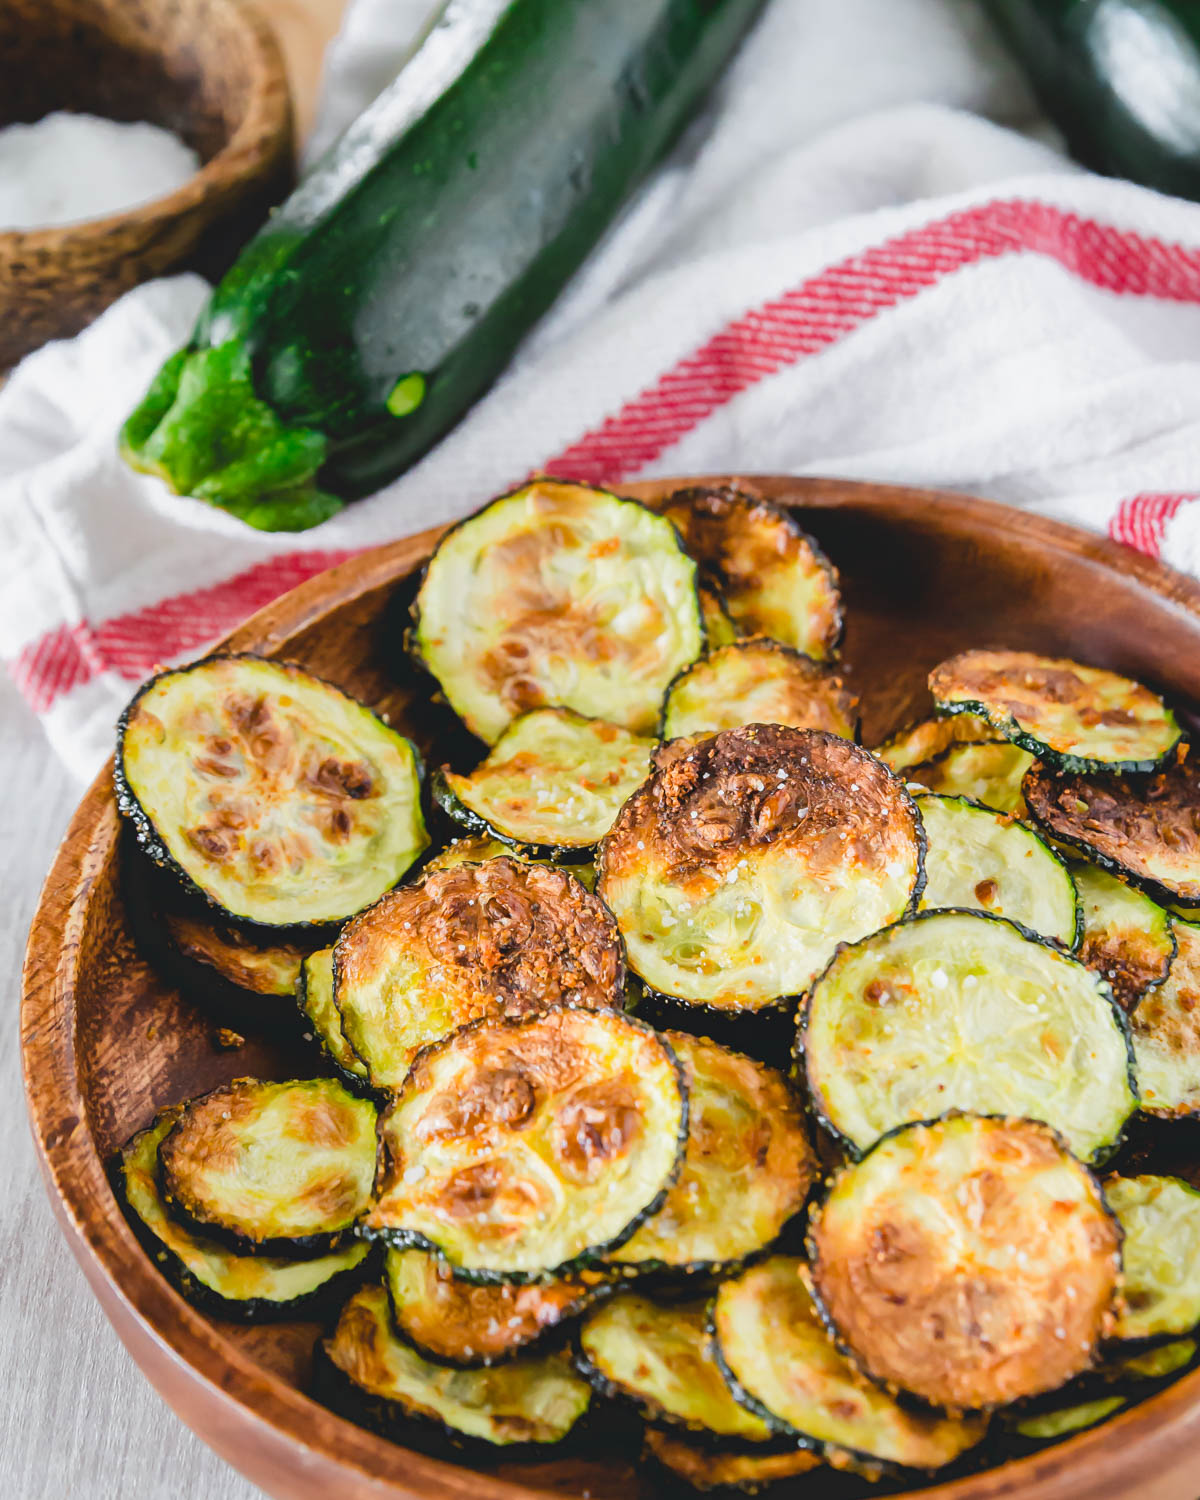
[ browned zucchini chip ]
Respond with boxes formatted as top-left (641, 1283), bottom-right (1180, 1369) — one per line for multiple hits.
top-left (385, 1247), bottom-right (606, 1366)
top-left (422, 835), bottom-right (597, 890)
top-left (807, 1115), bottom-right (1121, 1411)
top-left (297, 948), bottom-right (371, 1088)
top-left (875, 714), bottom-right (995, 772)
top-left (1073, 862), bottom-right (1175, 1013)
top-left (158, 1077), bottom-right (377, 1256)
top-left (1024, 757), bottom-right (1200, 910)
top-left (710, 1256), bottom-right (985, 1471)
top-left (320, 1285), bottom-right (591, 1450)
top-left (643, 1430), bottom-right (822, 1494)
top-left (115, 655), bottom-right (428, 928)
top-left (1105, 1175), bottom-right (1200, 1344)
top-left (435, 708), bottom-right (652, 854)
top-left (802, 910), bottom-right (1136, 1163)
top-left (597, 726), bottom-right (923, 1013)
top-left (930, 649), bottom-right (1181, 774)
top-left (577, 1294), bottom-right (774, 1439)
top-left (609, 1033), bottom-right (816, 1275)
top-left (410, 480), bottom-right (704, 743)
top-left (660, 641), bottom-right (857, 743)
top-left (115, 1108), bottom-right (373, 1322)
top-left (365, 1007), bottom-right (688, 1282)
top-left (1132, 920), bottom-right (1200, 1117)
top-left (662, 487), bottom-right (842, 660)
top-left (334, 858), bottom-right (624, 1090)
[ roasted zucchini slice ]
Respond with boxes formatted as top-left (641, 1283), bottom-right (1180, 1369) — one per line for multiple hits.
top-left (802, 909), bottom-right (1136, 1163)
top-left (1010, 1396), bottom-right (1126, 1441)
top-left (1106, 1175), bottom-right (1200, 1343)
top-left (710, 1256), bottom-right (986, 1471)
top-left (115, 1108), bottom-right (373, 1321)
top-left (807, 1115), bottom-right (1121, 1411)
top-left (115, 655), bottom-right (428, 928)
top-left (1132, 919), bottom-right (1200, 1117)
top-left (319, 1285), bottom-right (592, 1451)
top-left (577, 1294), bottom-right (773, 1440)
top-left (365, 1007), bottom-right (688, 1282)
top-left (662, 487), bottom-right (841, 661)
top-left (384, 1247), bottom-right (606, 1367)
top-left (609, 1032), bottom-right (815, 1275)
top-left (410, 481), bottom-right (704, 743)
top-left (643, 1429), bottom-right (822, 1494)
top-left (929, 649), bottom-right (1181, 774)
top-left (1024, 757), bottom-right (1200, 910)
top-left (434, 708), bottom-right (652, 855)
top-left (158, 1077), bottom-right (378, 1256)
top-left (421, 835), bottom-right (596, 890)
top-left (698, 586), bottom-right (739, 650)
top-left (1073, 862), bottom-right (1175, 1013)
top-left (875, 714), bottom-right (996, 772)
top-left (598, 726), bottom-right (924, 1013)
top-left (1112, 1338), bottom-right (1197, 1380)
top-left (906, 741), bottom-right (1033, 814)
top-left (334, 857), bottom-right (623, 1090)
top-left (297, 947), bottom-right (371, 1089)
top-left (915, 793), bottom-right (1080, 946)
top-left (660, 641), bottom-right (857, 743)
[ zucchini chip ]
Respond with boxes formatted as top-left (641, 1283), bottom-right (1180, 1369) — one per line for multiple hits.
top-left (320, 1285), bottom-right (591, 1451)
top-left (710, 1256), bottom-right (986, 1471)
top-left (115, 1108), bottom-right (372, 1322)
top-left (802, 910), bottom-right (1136, 1163)
top-left (929, 649), bottom-right (1181, 774)
top-left (422, 835), bottom-right (596, 890)
top-left (434, 708), bottom-right (652, 855)
top-left (1011, 1396), bottom-right (1126, 1441)
top-left (1132, 919), bottom-right (1200, 1116)
top-left (577, 1294), bottom-right (773, 1440)
top-left (115, 655), bottom-right (428, 928)
top-left (916, 793), bottom-right (1080, 946)
top-left (410, 480), bottom-right (704, 743)
top-left (609, 1033), bottom-right (815, 1275)
top-left (598, 727), bottom-right (924, 1013)
top-left (906, 741), bottom-right (1033, 815)
top-left (385, 1247), bottom-right (605, 1367)
top-left (297, 948), bottom-right (371, 1090)
top-left (808, 1115), bottom-right (1121, 1411)
top-left (643, 1429), bottom-right (822, 1494)
top-left (1024, 757), bottom-right (1200, 910)
top-left (159, 1077), bottom-right (377, 1256)
top-left (164, 907), bottom-right (308, 999)
top-left (662, 487), bottom-right (842, 660)
top-left (1073, 862), bottom-right (1175, 1013)
top-left (1113, 1338), bottom-right (1197, 1380)
top-left (699, 585), bottom-right (739, 650)
top-left (660, 642), bottom-right (857, 743)
top-left (875, 714), bottom-right (995, 772)
top-left (1106, 1175), bottom-right (1200, 1343)
top-left (365, 1007), bottom-right (688, 1282)
top-left (334, 858), bottom-right (623, 1090)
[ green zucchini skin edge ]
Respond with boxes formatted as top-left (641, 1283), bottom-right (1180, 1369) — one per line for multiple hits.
top-left (916, 790), bottom-right (1083, 952)
top-left (935, 697), bottom-right (1184, 777)
top-left (801, 1111), bottom-right (1125, 1415)
top-left (113, 653), bottom-right (427, 938)
top-left (429, 768), bottom-right (595, 864)
top-left (108, 1134), bottom-right (378, 1324)
top-left (795, 907), bottom-right (1138, 1167)
top-left (294, 956), bottom-right (380, 1100)
top-left (360, 1006), bottom-right (691, 1286)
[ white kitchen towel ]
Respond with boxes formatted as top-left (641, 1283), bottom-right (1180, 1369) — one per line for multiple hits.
top-left (6, 0), bottom-right (1200, 780)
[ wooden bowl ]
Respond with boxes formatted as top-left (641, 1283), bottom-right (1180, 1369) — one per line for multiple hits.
top-left (0, 0), bottom-right (292, 368)
top-left (22, 476), bottom-right (1200, 1500)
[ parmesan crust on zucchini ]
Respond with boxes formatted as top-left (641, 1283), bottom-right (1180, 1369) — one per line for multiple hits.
top-left (930, 649), bottom-right (1181, 773)
top-left (115, 655), bottom-right (428, 928)
top-left (435, 708), bottom-right (652, 854)
top-left (1073, 862), bottom-right (1175, 1013)
top-left (410, 481), bottom-right (704, 743)
top-left (421, 835), bottom-right (597, 891)
top-left (807, 1115), bottom-right (1121, 1411)
top-left (802, 909), bottom-right (1136, 1163)
top-left (1132, 918), bottom-right (1200, 1116)
top-left (875, 714), bottom-right (996, 772)
top-left (1105, 1175), bottom-right (1200, 1344)
top-left (598, 726), bottom-right (923, 1013)
top-left (334, 857), bottom-right (624, 1090)
top-left (365, 1007), bottom-right (688, 1282)
top-left (660, 641), bottom-right (856, 743)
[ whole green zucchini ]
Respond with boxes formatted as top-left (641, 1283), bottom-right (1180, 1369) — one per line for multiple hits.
top-left (121, 0), bottom-right (765, 530)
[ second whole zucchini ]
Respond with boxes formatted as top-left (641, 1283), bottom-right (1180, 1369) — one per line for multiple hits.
top-left (120, 0), bottom-right (766, 530)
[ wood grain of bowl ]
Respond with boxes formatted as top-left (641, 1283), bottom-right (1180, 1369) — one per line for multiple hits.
top-left (22, 476), bottom-right (1200, 1500)
top-left (0, 0), bottom-right (293, 368)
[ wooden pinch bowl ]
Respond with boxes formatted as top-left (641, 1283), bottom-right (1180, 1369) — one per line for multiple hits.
top-left (0, 0), bottom-right (292, 368)
top-left (22, 476), bottom-right (1200, 1500)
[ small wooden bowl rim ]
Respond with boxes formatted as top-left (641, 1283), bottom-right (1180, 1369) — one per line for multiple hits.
top-left (0, 0), bottom-right (290, 250)
top-left (22, 476), bottom-right (1200, 1500)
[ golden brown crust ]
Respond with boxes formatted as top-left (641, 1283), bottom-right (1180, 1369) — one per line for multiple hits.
top-left (1081, 927), bottom-right (1169, 1013)
top-left (162, 909), bottom-right (309, 996)
top-left (643, 1430), bottom-right (822, 1493)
